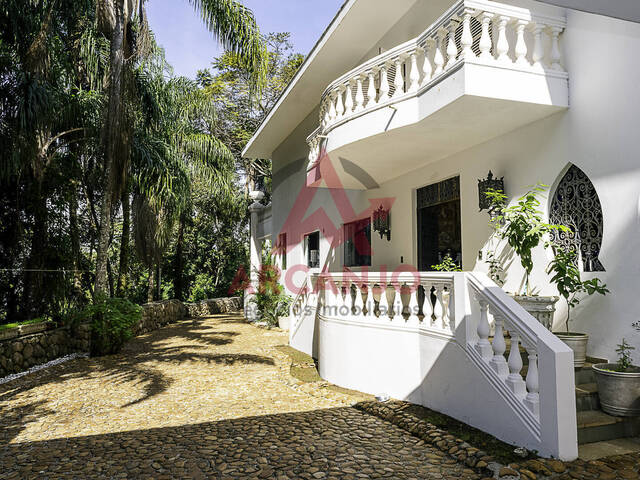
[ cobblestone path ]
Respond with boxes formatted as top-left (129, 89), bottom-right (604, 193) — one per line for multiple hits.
top-left (0, 314), bottom-right (480, 479)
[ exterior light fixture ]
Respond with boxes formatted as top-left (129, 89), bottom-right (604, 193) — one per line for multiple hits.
top-left (478, 171), bottom-right (504, 212)
top-left (372, 205), bottom-right (391, 241)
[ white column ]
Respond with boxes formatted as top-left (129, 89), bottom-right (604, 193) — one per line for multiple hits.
top-left (506, 332), bottom-right (527, 397)
top-left (434, 284), bottom-right (445, 328)
top-left (433, 32), bottom-right (445, 76)
top-left (514, 20), bottom-right (529, 65)
top-left (246, 199), bottom-right (264, 322)
top-left (525, 344), bottom-right (540, 416)
top-left (328, 93), bottom-right (337, 122)
top-left (490, 314), bottom-right (509, 378)
top-left (344, 81), bottom-right (354, 116)
top-left (495, 16), bottom-right (510, 62)
top-left (476, 298), bottom-right (492, 359)
top-left (479, 13), bottom-right (494, 60)
top-left (335, 87), bottom-right (345, 119)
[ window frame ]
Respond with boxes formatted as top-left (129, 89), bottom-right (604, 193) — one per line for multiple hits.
top-left (343, 218), bottom-right (372, 268)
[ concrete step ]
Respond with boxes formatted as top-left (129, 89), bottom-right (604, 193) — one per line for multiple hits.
top-left (576, 383), bottom-right (600, 412)
top-left (577, 410), bottom-right (640, 444)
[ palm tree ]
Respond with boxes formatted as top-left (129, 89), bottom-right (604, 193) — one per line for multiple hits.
top-left (94, 0), bottom-right (266, 296)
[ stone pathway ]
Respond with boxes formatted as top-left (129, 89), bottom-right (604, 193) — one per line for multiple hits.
top-left (0, 314), bottom-right (479, 479)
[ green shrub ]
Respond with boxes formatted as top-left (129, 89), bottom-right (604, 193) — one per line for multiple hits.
top-left (252, 255), bottom-right (292, 327)
top-left (78, 296), bottom-right (142, 356)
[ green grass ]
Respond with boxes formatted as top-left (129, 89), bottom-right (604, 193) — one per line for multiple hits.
top-left (0, 318), bottom-right (48, 332)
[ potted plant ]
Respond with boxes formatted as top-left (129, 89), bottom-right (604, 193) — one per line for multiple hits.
top-left (547, 248), bottom-right (609, 368)
top-left (593, 338), bottom-right (640, 416)
top-left (485, 186), bottom-right (565, 327)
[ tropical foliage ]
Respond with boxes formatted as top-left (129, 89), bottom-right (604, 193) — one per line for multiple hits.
top-left (0, 0), bottom-right (302, 325)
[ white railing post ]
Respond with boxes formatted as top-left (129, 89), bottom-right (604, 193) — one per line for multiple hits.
top-left (378, 282), bottom-right (390, 320)
top-left (490, 313), bottom-right (509, 378)
top-left (379, 64), bottom-right (390, 101)
top-left (354, 75), bottom-right (365, 112)
top-left (530, 23), bottom-right (545, 68)
top-left (408, 51), bottom-right (420, 93)
top-left (495, 16), bottom-right (510, 62)
top-left (525, 343), bottom-right (540, 417)
top-left (353, 282), bottom-right (364, 318)
top-left (433, 30), bottom-right (445, 76)
top-left (445, 20), bottom-right (459, 69)
top-left (392, 57), bottom-right (405, 98)
top-left (391, 283), bottom-right (404, 323)
top-left (507, 332), bottom-right (527, 397)
top-left (460, 9), bottom-right (475, 60)
top-left (549, 26), bottom-right (564, 71)
top-left (328, 93), bottom-right (337, 123)
top-left (514, 19), bottom-right (529, 65)
top-left (421, 43), bottom-right (433, 86)
top-left (476, 298), bottom-right (492, 359)
top-left (407, 283), bottom-right (420, 325)
top-left (365, 70), bottom-right (377, 108)
top-left (479, 12), bottom-right (494, 60)
top-left (365, 282), bottom-right (376, 318)
top-left (344, 81), bottom-right (354, 116)
top-left (335, 87), bottom-right (345, 119)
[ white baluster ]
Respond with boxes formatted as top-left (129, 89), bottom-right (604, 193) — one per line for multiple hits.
top-left (445, 20), bottom-right (459, 69)
top-left (476, 298), bottom-right (492, 359)
top-left (460, 10), bottom-right (474, 60)
top-left (391, 283), bottom-right (404, 323)
top-left (335, 87), bottom-right (345, 119)
top-left (365, 283), bottom-right (376, 318)
top-left (423, 284), bottom-right (435, 325)
top-left (344, 81), bottom-right (354, 115)
top-left (328, 93), bottom-right (337, 123)
top-left (354, 76), bottom-right (365, 112)
top-left (345, 280), bottom-right (355, 318)
top-left (379, 64), bottom-right (390, 101)
top-left (421, 44), bottom-right (433, 86)
top-left (525, 344), bottom-right (540, 416)
top-left (495, 16), bottom-right (510, 62)
top-left (353, 282), bottom-right (364, 318)
top-left (392, 57), bottom-right (405, 98)
top-left (443, 286), bottom-right (453, 330)
top-left (336, 281), bottom-right (346, 315)
top-left (506, 332), bottom-right (527, 397)
top-left (435, 285), bottom-right (446, 328)
top-left (408, 51), bottom-right (420, 93)
top-left (549, 26), bottom-right (563, 71)
top-left (378, 282), bottom-right (390, 320)
top-left (479, 12), bottom-right (494, 60)
top-left (407, 283), bottom-right (420, 325)
top-left (514, 20), bottom-right (529, 65)
top-left (490, 313), bottom-right (509, 378)
top-left (366, 70), bottom-right (377, 108)
top-left (530, 23), bottom-right (545, 68)
top-left (433, 32), bottom-right (445, 76)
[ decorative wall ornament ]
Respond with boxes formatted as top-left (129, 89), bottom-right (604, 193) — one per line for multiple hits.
top-left (550, 165), bottom-right (605, 272)
top-left (417, 176), bottom-right (460, 209)
top-left (372, 205), bottom-right (391, 241)
top-left (478, 171), bottom-right (505, 211)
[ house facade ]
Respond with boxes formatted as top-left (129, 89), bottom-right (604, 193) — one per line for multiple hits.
top-left (243, 0), bottom-right (640, 460)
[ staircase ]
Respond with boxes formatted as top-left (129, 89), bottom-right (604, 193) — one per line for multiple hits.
top-left (575, 361), bottom-right (640, 445)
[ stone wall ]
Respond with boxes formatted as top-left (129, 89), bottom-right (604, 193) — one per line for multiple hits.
top-left (0, 297), bottom-right (240, 378)
top-left (185, 297), bottom-right (242, 317)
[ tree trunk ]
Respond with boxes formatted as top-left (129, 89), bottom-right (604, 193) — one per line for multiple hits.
top-left (147, 266), bottom-right (155, 303)
top-left (116, 190), bottom-right (130, 296)
top-left (173, 215), bottom-right (185, 301)
top-left (69, 185), bottom-right (82, 294)
top-left (95, 0), bottom-right (126, 297)
top-left (156, 264), bottom-right (161, 300)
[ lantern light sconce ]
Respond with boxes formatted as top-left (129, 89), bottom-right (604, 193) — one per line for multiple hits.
top-left (478, 171), bottom-right (504, 212)
top-left (372, 205), bottom-right (391, 241)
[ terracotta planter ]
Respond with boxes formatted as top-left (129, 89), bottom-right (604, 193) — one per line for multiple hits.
top-left (554, 332), bottom-right (589, 368)
top-left (510, 295), bottom-right (559, 330)
top-left (593, 364), bottom-right (640, 416)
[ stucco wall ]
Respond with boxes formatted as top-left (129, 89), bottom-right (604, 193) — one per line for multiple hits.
top-left (271, 9), bottom-right (640, 360)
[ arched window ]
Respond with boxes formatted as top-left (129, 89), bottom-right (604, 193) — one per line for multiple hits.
top-left (550, 165), bottom-right (605, 272)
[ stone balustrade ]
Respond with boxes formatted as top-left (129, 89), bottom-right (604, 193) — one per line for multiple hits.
top-left (307, 0), bottom-right (567, 168)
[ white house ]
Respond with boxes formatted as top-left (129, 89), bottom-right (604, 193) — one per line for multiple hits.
top-left (243, 0), bottom-right (640, 460)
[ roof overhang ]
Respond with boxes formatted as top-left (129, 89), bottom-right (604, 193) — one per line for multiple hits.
top-left (242, 0), bottom-right (418, 159)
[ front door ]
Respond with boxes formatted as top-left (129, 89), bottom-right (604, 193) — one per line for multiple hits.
top-left (417, 177), bottom-right (462, 271)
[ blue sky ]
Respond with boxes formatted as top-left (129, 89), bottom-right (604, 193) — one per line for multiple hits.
top-left (146, 0), bottom-right (345, 79)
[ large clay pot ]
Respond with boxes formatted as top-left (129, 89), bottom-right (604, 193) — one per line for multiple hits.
top-left (555, 332), bottom-right (589, 368)
top-left (593, 364), bottom-right (640, 416)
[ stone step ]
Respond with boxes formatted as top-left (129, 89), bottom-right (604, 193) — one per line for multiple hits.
top-left (577, 410), bottom-right (640, 445)
top-left (576, 383), bottom-right (600, 412)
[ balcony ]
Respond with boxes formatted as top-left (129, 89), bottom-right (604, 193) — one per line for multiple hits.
top-left (307, 0), bottom-right (569, 189)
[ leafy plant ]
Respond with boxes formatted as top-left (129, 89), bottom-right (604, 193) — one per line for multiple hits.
top-left (616, 339), bottom-right (635, 372)
top-left (431, 254), bottom-right (461, 272)
top-left (547, 248), bottom-right (609, 332)
top-left (486, 185), bottom-right (568, 295)
top-left (76, 296), bottom-right (142, 356)
top-left (252, 255), bottom-right (292, 327)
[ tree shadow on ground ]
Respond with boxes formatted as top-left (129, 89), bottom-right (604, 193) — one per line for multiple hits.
top-left (0, 315), bottom-right (274, 442)
top-left (0, 406), bottom-right (478, 479)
